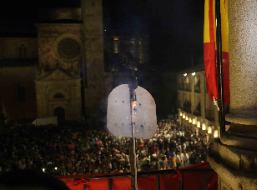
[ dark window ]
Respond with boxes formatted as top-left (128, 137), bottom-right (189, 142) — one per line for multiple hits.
top-left (17, 83), bottom-right (26, 102)
top-left (54, 93), bottom-right (64, 99)
top-left (19, 44), bottom-right (27, 58)
top-left (19, 47), bottom-right (22, 58)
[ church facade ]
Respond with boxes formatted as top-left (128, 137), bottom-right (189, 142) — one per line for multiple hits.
top-left (0, 0), bottom-right (148, 123)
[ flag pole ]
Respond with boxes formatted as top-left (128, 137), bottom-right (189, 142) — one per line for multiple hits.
top-left (215, 0), bottom-right (225, 134)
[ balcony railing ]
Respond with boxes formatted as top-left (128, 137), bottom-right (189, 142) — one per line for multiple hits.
top-left (59, 167), bottom-right (216, 190)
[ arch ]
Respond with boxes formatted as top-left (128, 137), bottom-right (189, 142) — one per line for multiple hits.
top-left (54, 93), bottom-right (64, 99)
top-left (49, 89), bottom-right (69, 100)
top-left (54, 107), bottom-right (65, 124)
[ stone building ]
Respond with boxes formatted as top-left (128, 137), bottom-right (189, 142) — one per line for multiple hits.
top-left (177, 64), bottom-right (222, 138)
top-left (0, 0), bottom-right (149, 123)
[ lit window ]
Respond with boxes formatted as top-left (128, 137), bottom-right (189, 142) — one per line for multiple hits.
top-left (113, 37), bottom-right (119, 54)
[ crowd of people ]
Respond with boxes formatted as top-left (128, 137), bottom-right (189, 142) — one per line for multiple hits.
top-left (0, 120), bottom-right (207, 176)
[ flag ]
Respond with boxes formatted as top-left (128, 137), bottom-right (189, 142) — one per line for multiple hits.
top-left (204, 0), bottom-right (230, 104)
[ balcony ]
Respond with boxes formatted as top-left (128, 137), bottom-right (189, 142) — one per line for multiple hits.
top-left (177, 83), bottom-right (191, 92)
top-left (185, 84), bottom-right (191, 92)
top-left (194, 84), bottom-right (201, 93)
top-left (205, 109), bottom-right (215, 121)
top-left (179, 101), bottom-right (192, 113)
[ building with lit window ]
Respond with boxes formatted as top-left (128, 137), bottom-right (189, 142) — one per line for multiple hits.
top-left (177, 63), bottom-right (222, 139)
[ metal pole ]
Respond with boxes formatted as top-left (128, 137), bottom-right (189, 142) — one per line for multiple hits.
top-left (204, 172), bottom-right (207, 190)
top-left (108, 178), bottom-right (113, 190)
top-left (215, 0), bottom-right (225, 134)
top-left (130, 69), bottom-right (138, 190)
top-left (156, 175), bottom-right (160, 190)
top-left (180, 173), bottom-right (184, 190)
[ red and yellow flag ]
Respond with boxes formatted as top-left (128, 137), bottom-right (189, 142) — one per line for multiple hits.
top-left (204, 0), bottom-right (230, 104)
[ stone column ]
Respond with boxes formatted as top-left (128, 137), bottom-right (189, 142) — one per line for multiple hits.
top-left (208, 1), bottom-right (257, 190)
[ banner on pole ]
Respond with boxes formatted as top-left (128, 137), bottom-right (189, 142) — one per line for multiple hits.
top-left (204, 0), bottom-right (230, 104)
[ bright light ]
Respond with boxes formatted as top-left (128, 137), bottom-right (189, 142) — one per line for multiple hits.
top-left (184, 73), bottom-right (187, 76)
top-left (208, 126), bottom-right (212, 134)
top-left (197, 121), bottom-right (201, 128)
top-left (192, 118), bottom-right (196, 125)
top-left (202, 123), bottom-right (206, 130)
top-left (183, 113), bottom-right (185, 119)
top-left (105, 30), bottom-right (106, 31)
top-left (180, 112), bottom-right (183, 116)
top-left (185, 115), bottom-right (188, 120)
top-left (192, 72), bottom-right (196, 76)
top-left (55, 167), bottom-right (57, 170)
top-left (189, 117), bottom-right (192, 123)
top-left (214, 130), bottom-right (219, 138)
top-left (42, 168), bottom-right (45, 172)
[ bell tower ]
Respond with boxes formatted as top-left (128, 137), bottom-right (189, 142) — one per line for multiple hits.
top-left (81, 0), bottom-right (107, 118)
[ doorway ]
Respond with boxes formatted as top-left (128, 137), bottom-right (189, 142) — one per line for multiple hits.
top-left (54, 107), bottom-right (65, 125)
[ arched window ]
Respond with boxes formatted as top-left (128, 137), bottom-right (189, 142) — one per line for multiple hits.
top-left (17, 82), bottom-right (26, 102)
top-left (54, 93), bottom-right (64, 99)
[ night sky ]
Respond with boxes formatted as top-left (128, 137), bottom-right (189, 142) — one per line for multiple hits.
top-left (0, 0), bottom-right (204, 71)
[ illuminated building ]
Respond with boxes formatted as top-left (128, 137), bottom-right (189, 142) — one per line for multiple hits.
top-left (177, 64), bottom-right (225, 138)
top-left (0, 0), bottom-right (149, 123)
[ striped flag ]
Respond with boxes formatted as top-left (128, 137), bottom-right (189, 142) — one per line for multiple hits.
top-left (204, 0), bottom-right (230, 104)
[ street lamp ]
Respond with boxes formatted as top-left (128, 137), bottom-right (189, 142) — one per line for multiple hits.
top-left (197, 121), bottom-right (201, 128)
top-left (192, 118), bottom-right (196, 125)
top-left (202, 123), bottom-right (206, 130)
top-left (208, 126), bottom-right (212, 134)
top-left (214, 130), bottom-right (219, 138)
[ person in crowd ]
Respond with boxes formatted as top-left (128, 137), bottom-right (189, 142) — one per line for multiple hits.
top-left (0, 121), bottom-right (207, 176)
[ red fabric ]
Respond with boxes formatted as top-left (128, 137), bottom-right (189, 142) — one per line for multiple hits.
top-left (58, 162), bottom-right (217, 190)
top-left (204, 0), bottom-right (218, 102)
top-left (204, 0), bottom-right (230, 104)
top-left (204, 42), bottom-right (218, 102)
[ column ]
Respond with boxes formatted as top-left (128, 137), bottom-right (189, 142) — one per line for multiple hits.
top-left (208, 1), bottom-right (257, 189)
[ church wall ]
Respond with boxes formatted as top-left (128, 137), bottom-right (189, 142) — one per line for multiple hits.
top-left (0, 66), bottom-right (37, 121)
top-left (39, 8), bottom-right (81, 21)
top-left (36, 78), bottom-right (82, 121)
top-left (36, 24), bottom-right (83, 70)
top-left (0, 38), bottom-right (38, 59)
